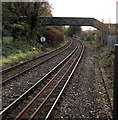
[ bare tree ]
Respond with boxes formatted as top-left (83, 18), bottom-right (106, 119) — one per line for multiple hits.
top-left (16, 1), bottom-right (52, 37)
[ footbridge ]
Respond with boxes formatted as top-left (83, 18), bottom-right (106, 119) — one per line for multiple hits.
top-left (38, 17), bottom-right (109, 44)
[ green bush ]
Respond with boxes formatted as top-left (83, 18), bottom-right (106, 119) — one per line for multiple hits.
top-left (2, 36), bottom-right (13, 44)
top-left (11, 24), bottom-right (28, 39)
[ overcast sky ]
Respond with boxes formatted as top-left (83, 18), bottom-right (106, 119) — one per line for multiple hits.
top-left (2, 0), bottom-right (117, 23)
top-left (49, 0), bottom-right (117, 24)
top-left (2, 0), bottom-right (118, 30)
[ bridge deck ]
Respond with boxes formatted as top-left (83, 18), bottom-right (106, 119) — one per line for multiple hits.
top-left (38, 17), bottom-right (109, 33)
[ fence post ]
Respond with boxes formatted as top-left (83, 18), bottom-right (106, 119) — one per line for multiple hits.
top-left (113, 44), bottom-right (118, 120)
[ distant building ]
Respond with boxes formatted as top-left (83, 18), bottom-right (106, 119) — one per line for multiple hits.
top-left (105, 24), bottom-right (117, 35)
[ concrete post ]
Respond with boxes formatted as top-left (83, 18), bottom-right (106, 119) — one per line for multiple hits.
top-left (113, 44), bottom-right (118, 120)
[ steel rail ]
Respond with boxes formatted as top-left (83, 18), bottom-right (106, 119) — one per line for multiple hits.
top-left (45, 41), bottom-right (84, 120)
top-left (29, 43), bottom-right (83, 119)
top-left (1, 39), bottom-right (72, 85)
top-left (0, 46), bottom-right (77, 118)
top-left (15, 46), bottom-right (78, 119)
top-left (14, 40), bottom-right (84, 120)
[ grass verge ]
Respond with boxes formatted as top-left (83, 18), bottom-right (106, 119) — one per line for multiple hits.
top-left (1, 36), bottom-right (68, 68)
top-left (88, 40), bottom-right (114, 118)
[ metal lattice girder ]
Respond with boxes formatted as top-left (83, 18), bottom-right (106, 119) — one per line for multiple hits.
top-left (38, 17), bottom-right (109, 33)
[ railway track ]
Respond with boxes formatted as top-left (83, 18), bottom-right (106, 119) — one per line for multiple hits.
top-left (1, 39), bottom-right (84, 120)
top-left (1, 39), bottom-right (71, 85)
top-left (2, 37), bottom-right (77, 110)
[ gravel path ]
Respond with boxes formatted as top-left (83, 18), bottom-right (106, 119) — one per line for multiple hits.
top-left (52, 41), bottom-right (109, 119)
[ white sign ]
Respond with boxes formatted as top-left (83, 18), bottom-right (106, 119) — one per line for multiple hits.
top-left (40, 37), bottom-right (46, 42)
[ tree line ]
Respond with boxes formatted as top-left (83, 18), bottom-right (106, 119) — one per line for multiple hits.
top-left (2, 1), bottom-right (52, 39)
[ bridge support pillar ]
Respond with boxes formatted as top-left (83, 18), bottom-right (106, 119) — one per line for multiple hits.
top-left (101, 31), bottom-right (108, 45)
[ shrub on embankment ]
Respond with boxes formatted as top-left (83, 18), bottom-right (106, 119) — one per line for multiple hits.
top-left (44, 26), bottom-right (64, 47)
top-left (2, 36), bottom-right (41, 67)
top-left (2, 26), bottom-right (65, 68)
